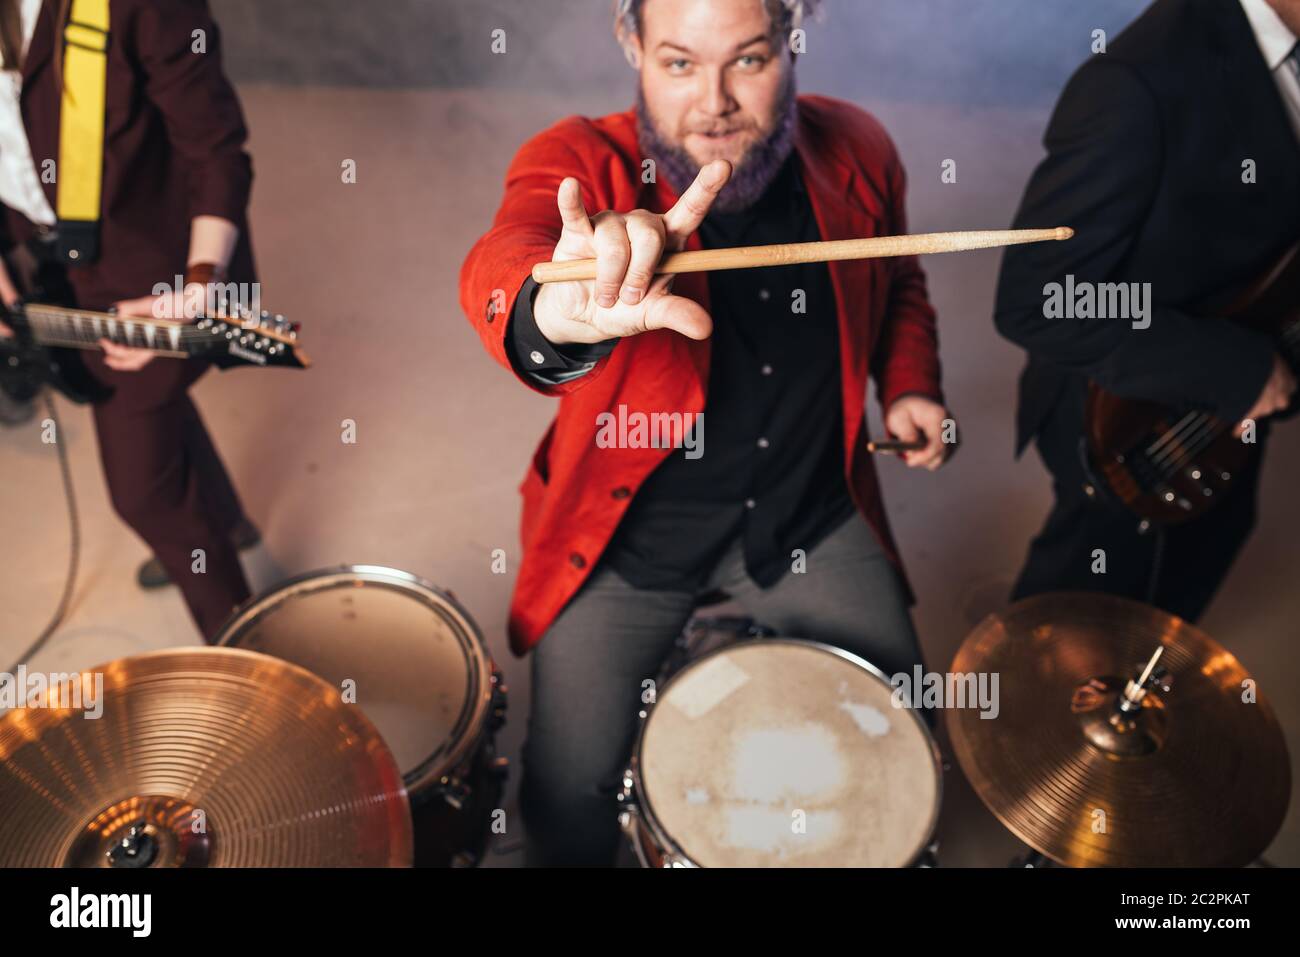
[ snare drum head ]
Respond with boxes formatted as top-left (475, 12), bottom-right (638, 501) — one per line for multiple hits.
top-left (638, 640), bottom-right (939, 867)
top-left (215, 567), bottom-right (490, 790)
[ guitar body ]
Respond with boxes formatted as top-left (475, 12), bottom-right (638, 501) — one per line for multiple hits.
top-left (1085, 243), bottom-right (1300, 527)
top-left (1085, 383), bottom-right (1249, 526)
top-left (0, 334), bottom-right (109, 404)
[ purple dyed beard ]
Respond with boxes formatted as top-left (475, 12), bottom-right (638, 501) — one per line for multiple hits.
top-left (636, 71), bottom-right (798, 215)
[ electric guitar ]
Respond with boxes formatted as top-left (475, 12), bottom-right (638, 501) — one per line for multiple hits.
top-left (0, 301), bottom-right (310, 404)
top-left (1083, 242), bottom-right (1300, 529)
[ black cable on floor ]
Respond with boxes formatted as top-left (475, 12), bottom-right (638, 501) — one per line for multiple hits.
top-left (5, 389), bottom-right (80, 674)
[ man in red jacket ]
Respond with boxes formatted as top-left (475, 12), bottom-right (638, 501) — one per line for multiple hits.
top-left (461, 0), bottom-right (956, 865)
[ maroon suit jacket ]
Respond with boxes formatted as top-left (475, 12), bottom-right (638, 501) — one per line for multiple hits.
top-left (0, 0), bottom-right (254, 310)
top-left (461, 95), bottom-right (944, 655)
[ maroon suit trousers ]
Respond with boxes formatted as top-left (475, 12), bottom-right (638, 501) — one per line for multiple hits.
top-left (79, 351), bottom-right (251, 640)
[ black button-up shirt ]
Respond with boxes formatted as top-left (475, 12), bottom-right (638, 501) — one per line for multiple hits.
top-left (509, 156), bottom-right (853, 591)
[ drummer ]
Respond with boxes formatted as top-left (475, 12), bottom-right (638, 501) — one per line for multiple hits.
top-left (460, 0), bottom-right (957, 866)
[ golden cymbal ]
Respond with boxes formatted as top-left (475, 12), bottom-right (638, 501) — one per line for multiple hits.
top-left (947, 592), bottom-right (1290, 868)
top-left (0, 647), bottom-right (412, 867)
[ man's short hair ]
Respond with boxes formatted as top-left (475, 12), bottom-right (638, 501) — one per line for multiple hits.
top-left (614, 0), bottom-right (822, 44)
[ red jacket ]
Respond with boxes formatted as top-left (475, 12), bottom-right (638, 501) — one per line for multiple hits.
top-left (461, 94), bottom-right (943, 656)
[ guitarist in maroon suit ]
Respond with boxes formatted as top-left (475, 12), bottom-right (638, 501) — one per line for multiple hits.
top-left (0, 0), bottom-right (258, 640)
top-left (995, 0), bottom-right (1300, 621)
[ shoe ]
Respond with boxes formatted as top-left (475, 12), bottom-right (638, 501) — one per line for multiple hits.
top-left (136, 518), bottom-right (262, 590)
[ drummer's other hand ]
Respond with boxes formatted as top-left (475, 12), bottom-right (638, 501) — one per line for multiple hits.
top-left (885, 396), bottom-right (957, 471)
top-left (533, 160), bottom-right (732, 346)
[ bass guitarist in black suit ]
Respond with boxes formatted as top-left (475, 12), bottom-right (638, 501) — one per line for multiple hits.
top-left (994, 0), bottom-right (1300, 621)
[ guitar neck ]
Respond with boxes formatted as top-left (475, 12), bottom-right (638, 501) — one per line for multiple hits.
top-left (21, 303), bottom-right (202, 357)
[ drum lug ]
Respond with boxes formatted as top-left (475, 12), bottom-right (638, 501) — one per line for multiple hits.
top-left (441, 776), bottom-right (472, 811)
top-left (489, 676), bottom-right (508, 732)
top-left (914, 840), bottom-right (940, 868)
top-left (616, 769), bottom-right (636, 806)
top-left (617, 805), bottom-right (661, 869)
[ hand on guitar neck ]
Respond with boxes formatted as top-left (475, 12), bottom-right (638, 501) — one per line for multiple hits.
top-left (0, 259), bottom-right (207, 372)
top-left (0, 259), bottom-right (20, 338)
top-left (95, 292), bottom-right (197, 372)
top-left (1, 289), bottom-right (202, 371)
top-left (1235, 353), bottom-right (1296, 437)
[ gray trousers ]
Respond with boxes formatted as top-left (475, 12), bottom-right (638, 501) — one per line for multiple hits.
top-left (518, 513), bottom-right (926, 866)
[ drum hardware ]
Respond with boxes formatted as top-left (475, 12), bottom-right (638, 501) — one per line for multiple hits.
top-left (0, 648), bottom-right (412, 867)
top-left (214, 565), bottom-right (507, 868)
top-left (1011, 849), bottom-right (1058, 869)
top-left (106, 824), bottom-right (162, 869)
top-left (441, 779), bottom-right (474, 812)
top-left (914, 841), bottom-right (940, 868)
top-left (657, 615), bottom-right (775, 687)
top-left (616, 800), bottom-right (685, 869)
top-left (949, 592), bottom-right (1290, 868)
top-left (438, 674), bottom-right (510, 812)
top-left (620, 636), bottom-right (943, 868)
top-left (489, 672), bottom-right (509, 731)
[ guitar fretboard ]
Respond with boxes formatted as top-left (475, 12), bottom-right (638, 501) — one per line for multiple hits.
top-left (23, 304), bottom-right (200, 356)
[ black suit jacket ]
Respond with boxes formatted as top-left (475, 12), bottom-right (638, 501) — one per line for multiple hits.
top-left (994, 0), bottom-right (1300, 456)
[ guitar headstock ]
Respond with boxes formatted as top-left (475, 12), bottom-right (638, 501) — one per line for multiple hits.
top-left (195, 306), bottom-right (311, 370)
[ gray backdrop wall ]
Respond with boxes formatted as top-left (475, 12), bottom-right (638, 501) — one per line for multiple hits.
top-left (212, 0), bottom-right (1150, 108)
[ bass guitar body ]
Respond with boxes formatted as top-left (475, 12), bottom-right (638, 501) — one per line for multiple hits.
top-left (1085, 385), bottom-right (1249, 527)
top-left (1085, 242), bottom-right (1300, 528)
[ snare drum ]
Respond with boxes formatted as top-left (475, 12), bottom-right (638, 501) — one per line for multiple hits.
top-left (214, 565), bottom-right (507, 867)
top-left (618, 638), bottom-right (940, 867)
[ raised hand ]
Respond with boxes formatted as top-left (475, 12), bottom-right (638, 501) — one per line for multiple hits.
top-left (533, 159), bottom-right (732, 346)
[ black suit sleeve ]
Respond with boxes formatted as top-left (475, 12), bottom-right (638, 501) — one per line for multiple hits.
top-left (993, 57), bottom-right (1273, 425)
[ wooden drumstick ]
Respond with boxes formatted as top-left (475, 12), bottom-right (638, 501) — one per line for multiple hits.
top-left (531, 227), bottom-right (1073, 285)
top-left (867, 438), bottom-right (928, 454)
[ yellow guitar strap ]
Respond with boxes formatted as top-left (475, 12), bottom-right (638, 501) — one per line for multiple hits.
top-left (56, 0), bottom-right (110, 264)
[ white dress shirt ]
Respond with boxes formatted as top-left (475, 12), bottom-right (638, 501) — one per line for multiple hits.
top-left (1240, 0), bottom-right (1300, 141)
top-left (0, 0), bottom-right (56, 227)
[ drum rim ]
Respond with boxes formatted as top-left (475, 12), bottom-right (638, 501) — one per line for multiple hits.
top-left (212, 564), bottom-right (495, 793)
top-left (629, 637), bottom-right (943, 868)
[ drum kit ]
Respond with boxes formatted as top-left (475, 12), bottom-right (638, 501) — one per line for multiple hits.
top-left (0, 564), bottom-right (1290, 868)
